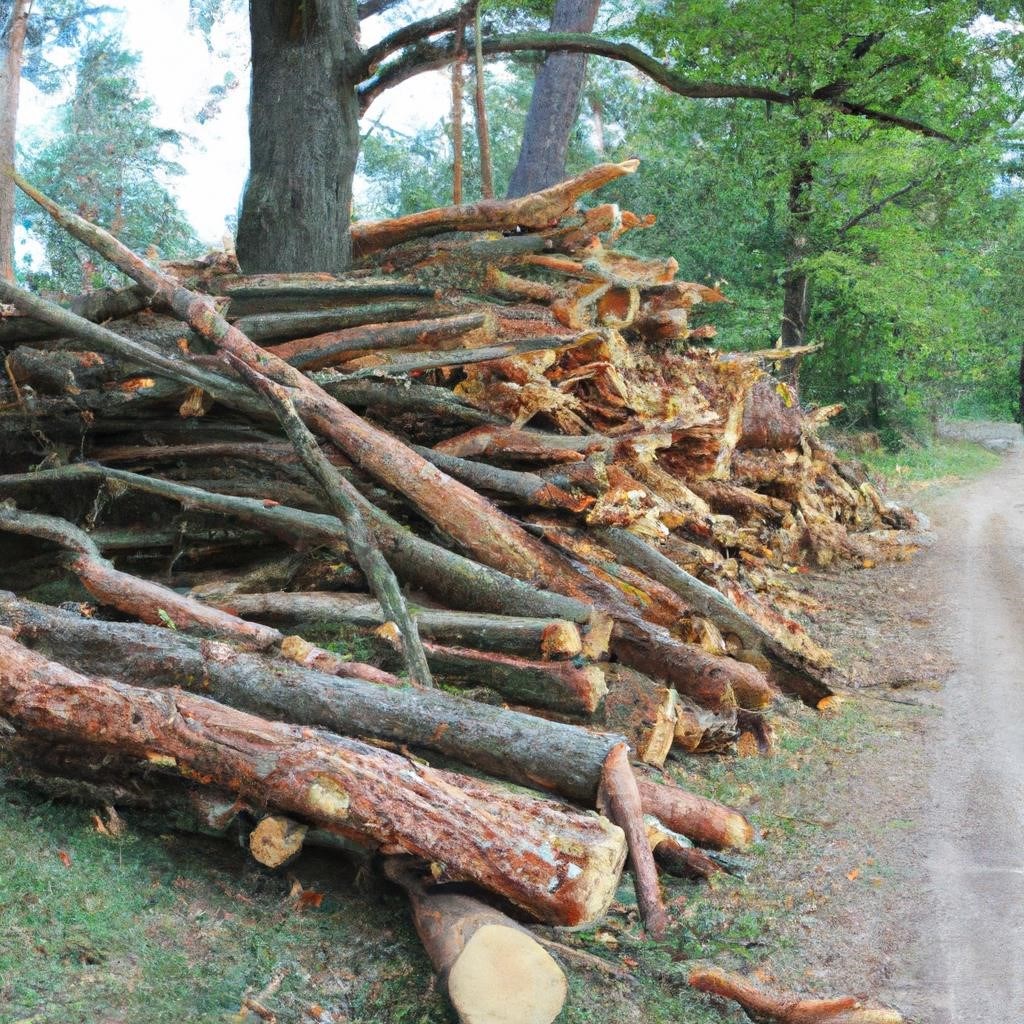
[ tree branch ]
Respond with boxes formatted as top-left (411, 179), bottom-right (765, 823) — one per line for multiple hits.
top-left (360, 31), bottom-right (955, 140)
top-left (361, 1), bottom-right (473, 74)
top-left (837, 175), bottom-right (930, 235)
top-left (359, 32), bottom-right (795, 113)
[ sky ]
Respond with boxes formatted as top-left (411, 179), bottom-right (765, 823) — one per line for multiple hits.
top-left (19, 0), bottom-right (453, 248)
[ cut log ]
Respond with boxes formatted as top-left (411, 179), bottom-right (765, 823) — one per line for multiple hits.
top-left (645, 817), bottom-right (722, 881)
top-left (0, 631), bottom-right (626, 926)
top-left (417, 643), bottom-right (607, 715)
top-left (635, 776), bottom-right (753, 850)
top-left (208, 592), bottom-right (584, 660)
top-left (384, 858), bottom-right (568, 1024)
top-left (688, 966), bottom-right (904, 1023)
top-left (600, 663), bottom-right (677, 767)
top-left (598, 743), bottom-right (668, 937)
top-left (249, 814), bottom-right (308, 869)
top-left (266, 312), bottom-right (494, 369)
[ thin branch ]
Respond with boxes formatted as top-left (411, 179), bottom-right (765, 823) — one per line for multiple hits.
top-left (224, 353), bottom-right (434, 689)
top-left (360, 31), bottom-right (954, 140)
top-left (837, 175), bottom-right (930, 235)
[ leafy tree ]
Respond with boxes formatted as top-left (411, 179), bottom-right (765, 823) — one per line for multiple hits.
top-left (19, 32), bottom-right (196, 293)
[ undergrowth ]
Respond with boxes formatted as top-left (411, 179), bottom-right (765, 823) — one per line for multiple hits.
top-left (0, 700), bottom-right (905, 1023)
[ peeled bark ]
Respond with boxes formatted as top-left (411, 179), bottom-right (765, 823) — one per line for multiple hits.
top-left (236, 0), bottom-right (362, 273)
top-left (0, 632), bottom-right (626, 926)
top-left (688, 967), bottom-right (904, 1023)
top-left (385, 859), bottom-right (567, 1024)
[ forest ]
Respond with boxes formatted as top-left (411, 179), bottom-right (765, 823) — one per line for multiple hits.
top-left (0, 1), bottom-right (1021, 1023)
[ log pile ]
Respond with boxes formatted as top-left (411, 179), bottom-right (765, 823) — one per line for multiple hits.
top-left (0, 161), bottom-right (914, 1023)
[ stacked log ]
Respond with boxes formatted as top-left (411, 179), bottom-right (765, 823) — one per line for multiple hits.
top-left (0, 161), bottom-right (916, 1023)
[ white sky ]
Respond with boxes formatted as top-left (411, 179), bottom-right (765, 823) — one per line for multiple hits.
top-left (19, 0), bottom-right (453, 248)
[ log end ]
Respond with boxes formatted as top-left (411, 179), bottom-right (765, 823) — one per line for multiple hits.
top-left (249, 814), bottom-right (308, 869)
top-left (448, 923), bottom-right (567, 1024)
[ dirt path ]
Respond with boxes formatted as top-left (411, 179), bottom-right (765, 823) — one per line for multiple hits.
top-left (926, 440), bottom-right (1024, 1022)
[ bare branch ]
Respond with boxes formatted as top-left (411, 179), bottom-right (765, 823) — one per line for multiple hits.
top-left (360, 31), bottom-right (954, 141)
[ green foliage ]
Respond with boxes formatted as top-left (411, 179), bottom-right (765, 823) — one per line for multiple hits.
top-left (18, 33), bottom-right (196, 292)
top-left (839, 438), bottom-right (1002, 486)
top-left (0, 0), bottom-right (113, 94)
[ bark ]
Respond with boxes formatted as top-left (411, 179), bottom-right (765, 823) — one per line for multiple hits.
top-left (234, 302), bottom-right (435, 344)
top-left (740, 378), bottom-right (804, 450)
top-left (688, 967), bottom-right (904, 1023)
top-left (600, 664), bottom-right (677, 768)
top-left (472, 4), bottom-right (494, 200)
top-left (0, 463), bottom-right (593, 622)
top-left (506, 0), bottom-right (601, 198)
top-left (236, 0), bottom-right (362, 273)
top-left (417, 643), bottom-right (607, 715)
top-left (0, 632), bottom-right (627, 926)
top-left (226, 353), bottom-right (433, 688)
top-left (780, 146), bottom-right (814, 384)
top-left (0, 0), bottom-right (30, 281)
top-left (384, 858), bottom-right (568, 1024)
top-left (267, 312), bottom-right (494, 369)
top-left (595, 527), bottom-right (835, 707)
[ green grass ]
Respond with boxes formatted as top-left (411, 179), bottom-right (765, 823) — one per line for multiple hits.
top-left (840, 438), bottom-right (1001, 490)
top-left (0, 701), bottom-right (904, 1024)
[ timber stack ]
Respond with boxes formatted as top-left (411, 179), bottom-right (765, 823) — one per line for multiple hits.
top-left (0, 160), bottom-right (913, 1024)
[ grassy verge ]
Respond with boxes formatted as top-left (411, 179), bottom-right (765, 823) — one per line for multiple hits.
top-left (0, 697), bottom-right (905, 1024)
top-left (840, 438), bottom-right (1001, 498)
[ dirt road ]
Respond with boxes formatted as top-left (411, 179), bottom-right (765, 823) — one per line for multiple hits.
top-left (926, 438), bottom-right (1024, 1022)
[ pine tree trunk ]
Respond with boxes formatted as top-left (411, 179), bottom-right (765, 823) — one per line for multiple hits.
top-left (236, 0), bottom-right (362, 273)
top-left (505, 0), bottom-right (601, 198)
top-left (0, 0), bottom-right (31, 281)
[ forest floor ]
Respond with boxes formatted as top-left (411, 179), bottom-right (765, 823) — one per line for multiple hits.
top-left (0, 424), bottom-right (1019, 1024)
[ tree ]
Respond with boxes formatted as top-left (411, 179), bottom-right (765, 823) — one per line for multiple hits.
top-left (505, 0), bottom-right (601, 197)
top-left (0, 0), bottom-right (110, 280)
top-left (20, 33), bottom-right (195, 292)
top-left (221, 0), bottom-right (984, 274)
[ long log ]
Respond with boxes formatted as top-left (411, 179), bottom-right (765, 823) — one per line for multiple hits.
top-left (0, 593), bottom-right (621, 804)
top-left (595, 527), bottom-right (835, 706)
top-left (384, 858), bottom-right (568, 1024)
top-left (209, 591), bottom-right (584, 660)
top-left (0, 631), bottom-right (626, 926)
top-left (0, 465), bottom-right (593, 623)
top-left (635, 777), bottom-right (753, 851)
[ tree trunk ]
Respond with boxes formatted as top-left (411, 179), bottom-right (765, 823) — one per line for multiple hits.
top-left (506, 0), bottom-right (601, 198)
top-left (236, 0), bottom-right (362, 273)
top-left (779, 141), bottom-right (814, 384)
top-left (0, 0), bottom-right (31, 281)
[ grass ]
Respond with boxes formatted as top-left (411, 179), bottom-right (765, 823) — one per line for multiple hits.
top-left (839, 438), bottom-right (1001, 493)
top-left (0, 699), bottom-right (897, 1024)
